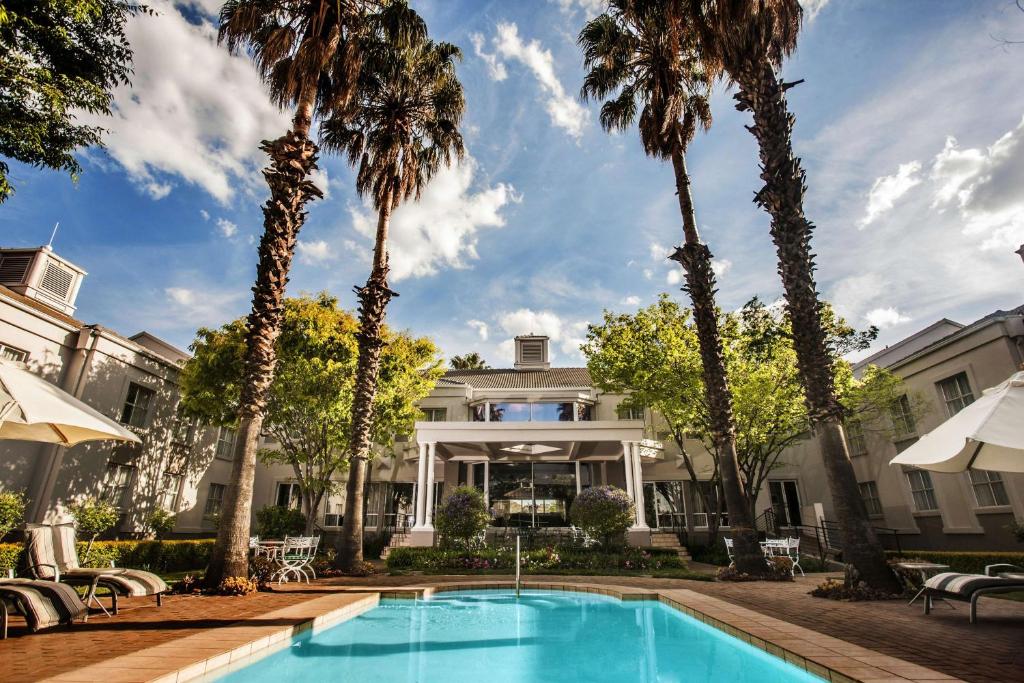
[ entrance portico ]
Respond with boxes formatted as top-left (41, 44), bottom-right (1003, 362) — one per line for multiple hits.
top-left (407, 420), bottom-right (656, 546)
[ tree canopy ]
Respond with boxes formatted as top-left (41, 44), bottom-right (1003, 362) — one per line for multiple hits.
top-left (180, 293), bottom-right (443, 529)
top-left (450, 352), bottom-right (489, 370)
top-left (0, 0), bottom-right (142, 202)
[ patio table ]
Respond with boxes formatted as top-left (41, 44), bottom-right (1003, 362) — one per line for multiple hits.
top-left (254, 540), bottom-right (284, 561)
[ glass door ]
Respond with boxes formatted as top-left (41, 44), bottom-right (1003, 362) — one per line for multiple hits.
top-left (644, 481), bottom-right (686, 529)
top-left (488, 462), bottom-right (577, 527)
top-left (768, 480), bottom-right (802, 527)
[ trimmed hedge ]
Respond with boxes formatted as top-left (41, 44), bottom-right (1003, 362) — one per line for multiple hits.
top-left (887, 550), bottom-right (1024, 575)
top-left (386, 546), bottom-right (686, 573)
top-left (0, 539), bottom-right (214, 573)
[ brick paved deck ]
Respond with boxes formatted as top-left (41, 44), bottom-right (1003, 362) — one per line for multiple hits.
top-left (0, 574), bottom-right (1020, 683)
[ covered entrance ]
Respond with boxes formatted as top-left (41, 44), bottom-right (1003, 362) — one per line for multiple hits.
top-left (486, 462), bottom-right (595, 527)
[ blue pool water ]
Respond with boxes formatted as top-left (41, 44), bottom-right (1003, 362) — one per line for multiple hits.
top-left (217, 590), bottom-right (825, 682)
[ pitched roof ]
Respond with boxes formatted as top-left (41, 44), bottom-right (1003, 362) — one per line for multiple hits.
top-left (441, 367), bottom-right (592, 389)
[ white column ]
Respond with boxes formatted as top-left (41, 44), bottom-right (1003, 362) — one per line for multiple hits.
top-left (484, 460), bottom-right (490, 509)
top-left (575, 461), bottom-right (582, 495)
top-left (424, 442), bottom-right (437, 528)
top-left (414, 442), bottom-right (428, 528)
top-left (622, 440), bottom-right (634, 501)
top-left (632, 442), bottom-right (649, 529)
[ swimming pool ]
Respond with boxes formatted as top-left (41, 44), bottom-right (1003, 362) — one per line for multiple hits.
top-left (216, 590), bottom-right (825, 682)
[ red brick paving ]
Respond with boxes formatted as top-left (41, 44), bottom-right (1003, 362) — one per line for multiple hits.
top-left (1, 574), bottom-right (1021, 683)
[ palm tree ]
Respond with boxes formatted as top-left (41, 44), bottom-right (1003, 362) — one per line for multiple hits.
top-left (450, 352), bottom-right (489, 370)
top-left (205, 0), bottom-right (424, 584)
top-left (689, 0), bottom-right (898, 590)
top-left (579, 0), bottom-right (764, 575)
top-left (322, 35), bottom-right (465, 570)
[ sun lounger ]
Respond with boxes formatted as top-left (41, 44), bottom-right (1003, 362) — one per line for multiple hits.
top-left (923, 565), bottom-right (1024, 624)
top-left (0, 578), bottom-right (88, 638)
top-left (24, 523), bottom-right (167, 616)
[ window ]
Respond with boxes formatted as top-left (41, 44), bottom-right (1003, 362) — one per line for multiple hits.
top-left (204, 483), bottom-right (226, 516)
top-left (937, 372), bottom-right (975, 416)
top-left (0, 343), bottom-right (27, 362)
top-left (859, 481), bottom-right (883, 516)
top-left (275, 482), bottom-right (302, 510)
top-left (905, 470), bottom-right (938, 511)
top-left (120, 382), bottom-right (155, 428)
top-left (172, 409), bottom-right (197, 445)
top-left (968, 470), bottom-right (1009, 507)
top-left (618, 404), bottom-right (645, 421)
top-left (158, 472), bottom-right (183, 511)
top-left (421, 407), bottom-right (446, 422)
top-left (846, 419), bottom-right (867, 456)
top-left (215, 427), bottom-right (237, 460)
top-left (890, 394), bottom-right (916, 437)
top-left (101, 462), bottom-right (135, 509)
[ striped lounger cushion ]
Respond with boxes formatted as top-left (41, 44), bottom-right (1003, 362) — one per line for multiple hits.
top-left (62, 568), bottom-right (168, 597)
top-left (924, 572), bottom-right (1019, 596)
top-left (0, 579), bottom-right (88, 632)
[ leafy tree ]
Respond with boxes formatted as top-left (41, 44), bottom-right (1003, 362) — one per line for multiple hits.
top-left (321, 31), bottom-right (465, 570)
top-left (435, 487), bottom-right (489, 549)
top-left (255, 505), bottom-right (306, 538)
top-left (579, 0), bottom-right (764, 574)
top-left (689, 0), bottom-right (899, 590)
top-left (450, 353), bottom-right (489, 370)
top-left (206, 0), bottom-right (427, 584)
top-left (0, 0), bottom-right (142, 201)
top-left (0, 489), bottom-right (26, 541)
top-left (584, 296), bottom-right (912, 533)
top-left (68, 497), bottom-right (119, 563)
top-left (180, 294), bottom-right (442, 536)
top-left (569, 486), bottom-right (634, 548)
top-left (145, 508), bottom-right (176, 540)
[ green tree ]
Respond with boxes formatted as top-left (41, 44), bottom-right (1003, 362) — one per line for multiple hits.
top-left (0, 0), bottom-right (142, 201)
top-left (321, 32), bottom-right (465, 570)
top-left (0, 489), bottom-right (26, 541)
top-left (579, 0), bottom-right (764, 574)
top-left (450, 353), bottom-right (489, 370)
top-left (435, 487), bottom-right (489, 549)
top-left (180, 294), bottom-right (442, 536)
top-left (145, 508), bottom-right (176, 540)
top-left (68, 497), bottom-right (119, 563)
top-left (689, 0), bottom-right (898, 590)
top-left (569, 486), bottom-right (634, 549)
top-left (206, 0), bottom-right (427, 584)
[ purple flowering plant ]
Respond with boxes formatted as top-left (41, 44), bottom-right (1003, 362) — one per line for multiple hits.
top-left (569, 485), bottom-right (634, 548)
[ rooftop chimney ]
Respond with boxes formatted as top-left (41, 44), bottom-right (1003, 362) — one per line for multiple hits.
top-left (514, 335), bottom-right (550, 371)
top-left (0, 246), bottom-right (86, 316)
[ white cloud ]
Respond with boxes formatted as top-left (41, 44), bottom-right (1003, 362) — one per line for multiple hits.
top-left (711, 258), bottom-right (732, 278)
top-left (349, 157), bottom-right (516, 281)
top-left (309, 168), bottom-right (331, 200)
top-left (649, 242), bottom-right (669, 261)
top-left (81, 1), bottom-right (289, 203)
top-left (496, 308), bottom-right (589, 362)
top-left (864, 307), bottom-right (911, 329)
top-left (551, 0), bottom-right (605, 19)
top-left (642, 268), bottom-right (653, 280)
top-left (859, 161), bottom-right (922, 228)
top-left (199, 209), bottom-right (210, 221)
top-left (475, 22), bottom-right (587, 139)
top-left (215, 217), bottom-right (238, 238)
top-left (800, 0), bottom-right (831, 21)
top-left (467, 319), bottom-right (489, 341)
top-left (296, 239), bottom-right (334, 266)
top-left (164, 286), bottom-right (242, 326)
top-left (621, 295), bottom-right (641, 306)
top-left (666, 269), bottom-right (683, 286)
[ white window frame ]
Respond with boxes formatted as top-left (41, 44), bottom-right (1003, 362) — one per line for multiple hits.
top-left (421, 407), bottom-right (447, 422)
top-left (215, 426), bottom-right (237, 460)
top-left (172, 409), bottom-right (197, 445)
top-left (859, 481), bottom-right (883, 517)
top-left (890, 394), bottom-right (917, 438)
top-left (905, 469), bottom-right (938, 512)
top-left (937, 372), bottom-right (975, 416)
top-left (967, 470), bottom-right (1009, 508)
top-left (0, 342), bottom-right (28, 362)
top-left (158, 471), bottom-right (183, 512)
top-left (275, 482), bottom-right (302, 510)
top-left (204, 483), bottom-right (226, 516)
top-left (101, 462), bottom-right (135, 510)
top-left (618, 404), bottom-right (645, 421)
top-left (121, 382), bottom-right (155, 428)
top-left (846, 419), bottom-right (868, 456)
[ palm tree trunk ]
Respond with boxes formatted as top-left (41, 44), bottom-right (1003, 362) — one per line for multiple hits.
top-left (668, 148), bottom-right (765, 576)
top-left (733, 60), bottom-right (899, 591)
top-left (336, 192), bottom-right (397, 570)
top-left (205, 89), bottom-right (323, 586)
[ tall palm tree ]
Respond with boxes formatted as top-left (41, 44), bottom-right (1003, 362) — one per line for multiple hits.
top-left (322, 35), bottom-right (465, 569)
top-left (688, 0), bottom-right (898, 590)
top-left (579, 0), bottom-right (764, 575)
top-left (205, 0), bottom-right (423, 584)
top-left (450, 352), bottom-right (489, 370)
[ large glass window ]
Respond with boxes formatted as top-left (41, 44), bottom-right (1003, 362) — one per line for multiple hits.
top-left (859, 481), bottom-right (883, 516)
top-left (846, 419), bottom-right (868, 456)
top-left (890, 395), bottom-right (917, 438)
top-left (968, 470), bottom-right (1009, 507)
top-left (618, 404), bottom-right (645, 420)
top-left (488, 462), bottom-right (579, 527)
top-left (121, 382), bottom-right (154, 428)
top-left (421, 407), bottom-right (447, 422)
top-left (0, 343), bottom-right (28, 362)
top-left (937, 372), bottom-right (975, 416)
top-left (643, 481), bottom-right (686, 529)
top-left (101, 462), bottom-right (134, 509)
top-left (905, 470), bottom-right (938, 511)
top-left (275, 482), bottom-right (301, 509)
top-left (215, 427), bottom-right (236, 460)
top-left (204, 483), bottom-right (226, 516)
top-left (480, 402), bottom-right (592, 422)
top-left (158, 471), bottom-right (183, 512)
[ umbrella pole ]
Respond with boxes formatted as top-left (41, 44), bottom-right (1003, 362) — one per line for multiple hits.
top-left (964, 441), bottom-right (985, 470)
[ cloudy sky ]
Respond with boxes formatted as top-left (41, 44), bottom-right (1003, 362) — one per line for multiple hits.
top-left (3, 0), bottom-right (1024, 367)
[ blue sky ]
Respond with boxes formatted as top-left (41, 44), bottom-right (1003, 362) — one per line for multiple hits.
top-left (3, 0), bottom-right (1024, 367)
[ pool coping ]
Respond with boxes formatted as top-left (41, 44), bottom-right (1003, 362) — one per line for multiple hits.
top-left (39, 581), bottom-right (962, 683)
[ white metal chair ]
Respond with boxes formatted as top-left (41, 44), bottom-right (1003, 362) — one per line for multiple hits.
top-left (272, 536), bottom-right (320, 584)
top-left (723, 537), bottom-right (735, 567)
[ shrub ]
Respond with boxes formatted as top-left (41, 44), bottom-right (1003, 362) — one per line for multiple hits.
top-left (809, 565), bottom-right (902, 601)
top-left (569, 486), bottom-right (634, 548)
top-left (68, 498), bottom-right (120, 563)
top-left (255, 505), bottom-right (306, 538)
top-left (717, 556), bottom-right (794, 582)
top-left (435, 487), bottom-right (489, 548)
top-left (384, 545), bottom-right (688, 574)
top-left (886, 550), bottom-right (1024, 575)
top-left (218, 576), bottom-right (257, 596)
top-left (146, 508), bottom-right (176, 539)
top-left (249, 555), bottom-right (277, 591)
top-left (0, 538), bottom-right (215, 574)
top-left (0, 490), bottom-right (26, 541)
top-left (171, 574), bottom-right (201, 595)
top-left (689, 542), bottom-right (731, 567)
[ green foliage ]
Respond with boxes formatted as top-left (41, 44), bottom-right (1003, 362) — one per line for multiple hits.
top-left (0, 489), bottom-right (26, 540)
top-left (435, 487), bottom-right (489, 548)
top-left (255, 505), bottom-right (306, 539)
top-left (0, 0), bottom-right (143, 201)
top-left (887, 550), bottom-right (1024, 575)
top-left (0, 539), bottom-right (215, 573)
top-left (385, 545), bottom-right (689, 574)
top-left (68, 497), bottom-right (120, 554)
top-left (146, 508), bottom-right (176, 539)
top-left (569, 486), bottom-right (634, 547)
top-left (450, 353), bottom-right (489, 369)
top-left (181, 294), bottom-right (442, 521)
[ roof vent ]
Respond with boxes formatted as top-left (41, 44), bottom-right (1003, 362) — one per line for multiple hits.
top-left (0, 246), bottom-right (86, 316)
top-left (514, 335), bottom-right (550, 371)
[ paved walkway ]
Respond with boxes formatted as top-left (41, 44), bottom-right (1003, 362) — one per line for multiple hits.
top-left (0, 573), bottom-right (1021, 682)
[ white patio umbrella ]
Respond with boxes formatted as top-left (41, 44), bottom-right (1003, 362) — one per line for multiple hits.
top-left (890, 370), bottom-right (1024, 473)
top-left (0, 359), bottom-right (141, 446)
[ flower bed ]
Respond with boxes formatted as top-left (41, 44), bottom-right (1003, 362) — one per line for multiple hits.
top-left (385, 545), bottom-right (694, 576)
